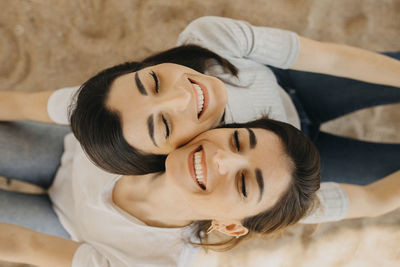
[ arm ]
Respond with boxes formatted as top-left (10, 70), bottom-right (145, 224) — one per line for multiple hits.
top-left (292, 36), bottom-right (400, 87)
top-left (0, 223), bottom-right (80, 267)
top-left (342, 169), bottom-right (400, 219)
top-left (300, 171), bottom-right (400, 224)
top-left (0, 90), bottom-right (54, 123)
top-left (1, 86), bottom-right (79, 124)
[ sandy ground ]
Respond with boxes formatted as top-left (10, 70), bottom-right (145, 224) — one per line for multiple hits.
top-left (0, 0), bottom-right (399, 266)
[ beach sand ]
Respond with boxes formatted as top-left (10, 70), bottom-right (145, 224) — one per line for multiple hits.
top-left (0, 0), bottom-right (399, 266)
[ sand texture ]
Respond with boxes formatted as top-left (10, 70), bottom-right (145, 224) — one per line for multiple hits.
top-left (0, 0), bottom-right (399, 266)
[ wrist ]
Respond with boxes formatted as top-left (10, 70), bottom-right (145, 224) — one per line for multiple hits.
top-left (365, 170), bottom-right (400, 217)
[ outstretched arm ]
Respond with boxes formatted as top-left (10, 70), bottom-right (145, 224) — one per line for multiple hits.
top-left (292, 36), bottom-right (400, 88)
top-left (300, 170), bottom-right (400, 224)
top-left (1, 86), bottom-right (79, 124)
top-left (0, 222), bottom-right (80, 267)
top-left (0, 90), bottom-right (54, 123)
top-left (342, 169), bottom-right (400, 219)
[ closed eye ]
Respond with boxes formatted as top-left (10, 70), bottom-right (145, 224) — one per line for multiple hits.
top-left (150, 71), bottom-right (159, 93)
top-left (162, 115), bottom-right (170, 139)
top-left (238, 171), bottom-right (247, 198)
top-left (233, 130), bottom-right (240, 151)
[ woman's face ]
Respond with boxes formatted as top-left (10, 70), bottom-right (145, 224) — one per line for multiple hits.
top-left (106, 63), bottom-right (227, 154)
top-left (165, 127), bottom-right (292, 222)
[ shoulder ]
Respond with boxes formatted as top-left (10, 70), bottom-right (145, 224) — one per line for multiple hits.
top-left (181, 16), bottom-right (244, 33)
top-left (177, 16), bottom-right (253, 54)
top-left (299, 182), bottom-right (349, 224)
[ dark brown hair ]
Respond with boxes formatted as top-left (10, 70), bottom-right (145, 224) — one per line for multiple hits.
top-left (69, 45), bottom-right (238, 175)
top-left (192, 117), bottom-right (321, 250)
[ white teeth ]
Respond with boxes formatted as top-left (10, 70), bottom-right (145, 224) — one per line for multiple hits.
top-left (193, 151), bottom-right (206, 187)
top-left (193, 83), bottom-right (204, 115)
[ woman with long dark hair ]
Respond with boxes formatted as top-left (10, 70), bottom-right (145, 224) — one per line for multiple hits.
top-left (0, 117), bottom-right (323, 266)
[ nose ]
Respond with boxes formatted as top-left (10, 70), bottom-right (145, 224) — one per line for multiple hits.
top-left (213, 149), bottom-right (248, 176)
top-left (160, 88), bottom-right (191, 112)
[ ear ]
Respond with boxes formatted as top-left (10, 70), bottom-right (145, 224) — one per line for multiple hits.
top-left (211, 220), bottom-right (249, 238)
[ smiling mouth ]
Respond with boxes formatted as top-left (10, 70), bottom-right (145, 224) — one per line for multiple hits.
top-left (189, 78), bottom-right (209, 119)
top-left (188, 145), bottom-right (207, 190)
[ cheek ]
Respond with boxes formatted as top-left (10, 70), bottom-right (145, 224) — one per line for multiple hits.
top-left (212, 78), bottom-right (227, 103)
top-left (193, 189), bottom-right (239, 219)
top-left (183, 194), bottom-right (226, 219)
top-left (174, 122), bottom-right (200, 144)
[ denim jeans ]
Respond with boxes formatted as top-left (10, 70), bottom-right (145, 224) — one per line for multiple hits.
top-left (0, 121), bottom-right (70, 237)
top-left (271, 51), bottom-right (400, 185)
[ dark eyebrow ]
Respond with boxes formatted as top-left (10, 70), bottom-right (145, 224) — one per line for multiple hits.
top-left (246, 128), bottom-right (257, 148)
top-left (147, 115), bottom-right (158, 147)
top-left (255, 168), bottom-right (264, 203)
top-left (135, 72), bottom-right (148, 95)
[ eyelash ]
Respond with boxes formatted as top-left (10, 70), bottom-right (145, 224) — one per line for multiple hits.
top-left (233, 131), bottom-right (247, 198)
top-left (241, 172), bottom-right (247, 198)
top-left (150, 71), bottom-right (159, 93)
top-left (150, 71), bottom-right (169, 140)
top-left (162, 114), bottom-right (170, 139)
top-left (233, 130), bottom-right (240, 151)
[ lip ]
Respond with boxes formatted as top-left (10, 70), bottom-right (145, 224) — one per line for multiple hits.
top-left (188, 78), bottom-right (209, 120)
top-left (187, 145), bottom-right (208, 191)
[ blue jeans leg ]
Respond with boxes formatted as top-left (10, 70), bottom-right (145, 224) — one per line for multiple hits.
top-left (271, 52), bottom-right (400, 124)
top-left (316, 132), bottom-right (400, 185)
top-left (270, 51), bottom-right (400, 184)
top-left (0, 189), bottom-right (70, 238)
top-left (0, 121), bottom-right (70, 189)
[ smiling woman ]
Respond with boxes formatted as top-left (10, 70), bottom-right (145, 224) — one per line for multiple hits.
top-left (70, 45), bottom-right (236, 175)
top-left (106, 63), bottom-right (227, 154)
top-left (0, 116), bottom-right (321, 267)
top-left (162, 118), bottom-right (321, 246)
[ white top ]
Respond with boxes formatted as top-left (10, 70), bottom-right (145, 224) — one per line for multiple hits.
top-left (48, 133), bottom-right (199, 267)
top-left (176, 16), bottom-right (301, 128)
top-left (47, 16), bottom-right (349, 266)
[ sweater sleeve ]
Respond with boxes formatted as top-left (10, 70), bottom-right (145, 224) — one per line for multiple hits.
top-left (299, 182), bottom-right (350, 224)
top-left (47, 86), bottom-right (80, 125)
top-left (177, 16), bottom-right (300, 69)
